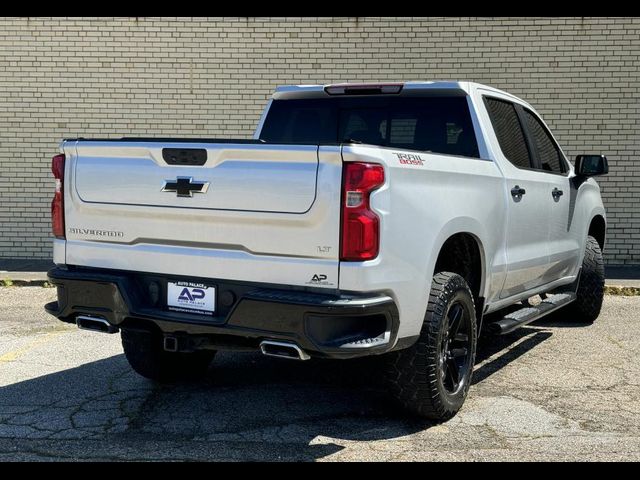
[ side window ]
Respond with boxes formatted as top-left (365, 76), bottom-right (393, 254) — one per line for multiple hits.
top-left (484, 97), bottom-right (532, 169)
top-left (523, 109), bottom-right (566, 174)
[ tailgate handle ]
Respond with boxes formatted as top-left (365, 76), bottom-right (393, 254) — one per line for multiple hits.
top-left (162, 148), bottom-right (207, 166)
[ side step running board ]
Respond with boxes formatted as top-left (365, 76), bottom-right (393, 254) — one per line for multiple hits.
top-left (487, 293), bottom-right (576, 335)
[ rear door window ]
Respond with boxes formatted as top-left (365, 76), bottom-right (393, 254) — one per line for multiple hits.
top-left (484, 97), bottom-right (533, 169)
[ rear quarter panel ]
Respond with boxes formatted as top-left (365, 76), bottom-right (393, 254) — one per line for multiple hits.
top-left (339, 145), bottom-right (507, 340)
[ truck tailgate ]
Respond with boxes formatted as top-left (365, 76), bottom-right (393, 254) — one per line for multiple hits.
top-left (62, 140), bottom-right (342, 289)
top-left (75, 143), bottom-right (318, 213)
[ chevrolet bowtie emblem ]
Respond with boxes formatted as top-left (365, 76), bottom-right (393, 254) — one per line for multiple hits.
top-left (161, 177), bottom-right (210, 197)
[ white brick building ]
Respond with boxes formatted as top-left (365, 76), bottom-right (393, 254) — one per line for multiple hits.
top-left (0, 17), bottom-right (638, 264)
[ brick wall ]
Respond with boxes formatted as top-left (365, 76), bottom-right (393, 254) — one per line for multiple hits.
top-left (0, 17), bottom-right (638, 264)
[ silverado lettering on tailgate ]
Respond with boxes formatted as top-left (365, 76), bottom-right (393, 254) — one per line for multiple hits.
top-left (68, 227), bottom-right (124, 238)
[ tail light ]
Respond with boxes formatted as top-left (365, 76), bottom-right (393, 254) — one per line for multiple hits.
top-left (340, 162), bottom-right (385, 261)
top-left (51, 154), bottom-right (65, 239)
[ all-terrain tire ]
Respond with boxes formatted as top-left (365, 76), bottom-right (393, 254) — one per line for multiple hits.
top-left (567, 235), bottom-right (605, 323)
top-left (121, 328), bottom-right (215, 383)
top-left (384, 272), bottom-right (477, 421)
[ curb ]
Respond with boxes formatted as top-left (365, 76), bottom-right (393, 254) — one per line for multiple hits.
top-left (1, 279), bottom-right (55, 288)
top-left (604, 285), bottom-right (640, 296)
top-left (0, 274), bottom-right (47, 282)
top-left (1, 279), bottom-right (639, 295)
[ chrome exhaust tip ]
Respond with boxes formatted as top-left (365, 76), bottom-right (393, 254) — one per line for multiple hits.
top-left (259, 340), bottom-right (310, 361)
top-left (76, 315), bottom-right (118, 334)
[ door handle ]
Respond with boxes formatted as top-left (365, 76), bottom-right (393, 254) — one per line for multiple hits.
top-left (552, 188), bottom-right (564, 199)
top-left (511, 185), bottom-right (526, 197)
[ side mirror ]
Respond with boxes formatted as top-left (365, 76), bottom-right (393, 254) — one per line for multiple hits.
top-left (575, 154), bottom-right (609, 177)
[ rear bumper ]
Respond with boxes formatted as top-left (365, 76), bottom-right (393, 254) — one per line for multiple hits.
top-left (45, 266), bottom-right (407, 359)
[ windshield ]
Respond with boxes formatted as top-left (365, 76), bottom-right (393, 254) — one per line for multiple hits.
top-left (259, 95), bottom-right (480, 158)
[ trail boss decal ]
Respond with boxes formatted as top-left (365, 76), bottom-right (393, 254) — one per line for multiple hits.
top-left (394, 152), bottom-right (425, 166)
top-left (167, 281), bottom-right (215, 316)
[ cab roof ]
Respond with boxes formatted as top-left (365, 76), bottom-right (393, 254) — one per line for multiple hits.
top-left (272, 81), bottom-right (526, 106)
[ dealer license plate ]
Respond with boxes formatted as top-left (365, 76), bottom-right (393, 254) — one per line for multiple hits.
top-left (167, 281), bottom-right (215, 316)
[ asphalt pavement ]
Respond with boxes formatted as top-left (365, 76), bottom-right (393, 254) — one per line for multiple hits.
top-left (0, 287), bottom-right (639, 461)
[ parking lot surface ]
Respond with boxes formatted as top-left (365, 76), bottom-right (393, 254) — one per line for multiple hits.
top-left (0, 287), bottom-right (639, 461)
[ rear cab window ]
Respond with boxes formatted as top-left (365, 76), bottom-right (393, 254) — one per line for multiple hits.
top-left (259, 96), bottom-right (481, 159)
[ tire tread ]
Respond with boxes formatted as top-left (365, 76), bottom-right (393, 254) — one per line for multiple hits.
top-left (569, 235), bottom-right (605, 323)
top-left (384, 272), bottom-right (477, 420)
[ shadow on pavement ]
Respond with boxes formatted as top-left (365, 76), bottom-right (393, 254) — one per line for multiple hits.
top-left (472, 306), bottom-right (595, 385)
top-left (0, 352), bottom-right (430, 460)
top-left (474, 327), bottom-right (552, 384)
top-left (0, 314), bottom-right (586, 461)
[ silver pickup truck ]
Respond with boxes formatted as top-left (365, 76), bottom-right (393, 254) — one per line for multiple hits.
top-left (45, 81), bottom-right (608, 420)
